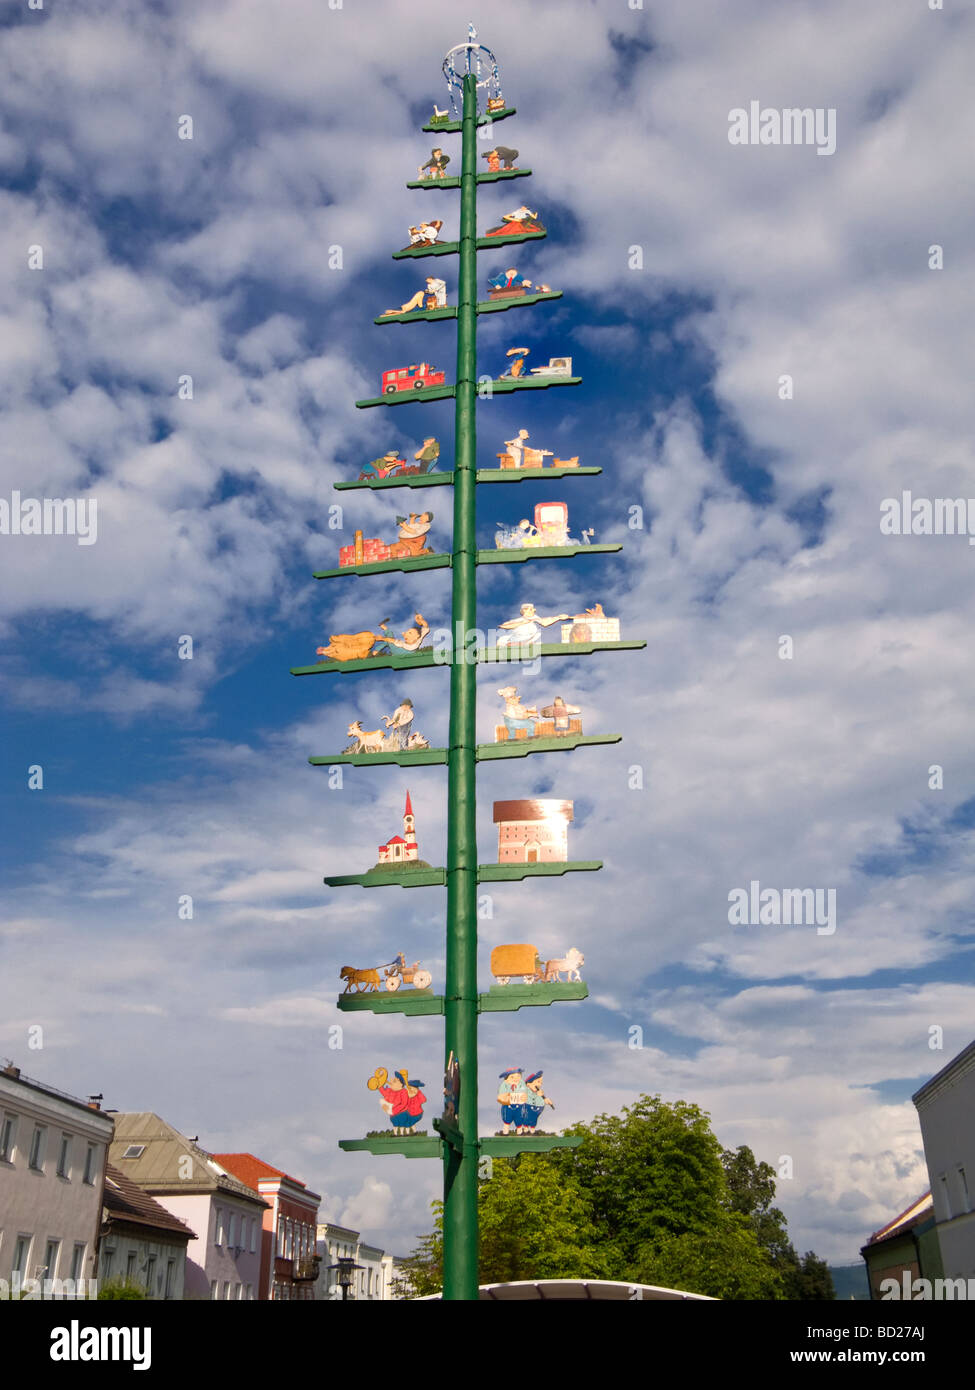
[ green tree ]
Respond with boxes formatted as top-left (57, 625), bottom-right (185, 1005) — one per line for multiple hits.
top-left (97, 1277), bottom-right (148, 1300)
top-left (778, 1249), bottom-right (836, 1300)
top-left (635, 1220), bottom-right (785, 1300)
top-left (721, 1145), bottom-right (835, 1300)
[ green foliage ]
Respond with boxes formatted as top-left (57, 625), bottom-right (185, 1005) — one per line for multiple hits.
top-left (635, 1219), bottom-right (785, 1300)
top-left (97, 1277), bottom-right (149, 1300)
top-left (396, 1095), bottom-right (834, 1301)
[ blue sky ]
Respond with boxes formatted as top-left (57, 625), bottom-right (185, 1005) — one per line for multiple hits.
top-left (2, 0), bottom-right (974, 1265)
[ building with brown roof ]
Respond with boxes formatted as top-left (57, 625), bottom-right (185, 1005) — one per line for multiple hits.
top-left (860, 1191), bottom-right (944, 1299)
top-left (109, 1113), bottom-right (267, 1301)
top-left (493, 798), bottom-right (574, 863)
top-left (99, 1163), bottom-right (195, 1299)
top-left (212, 1153), bottom-right (321, 1300)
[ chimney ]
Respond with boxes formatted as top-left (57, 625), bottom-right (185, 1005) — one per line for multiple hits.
top-left (2, 1062), bottom-right (20, 1079)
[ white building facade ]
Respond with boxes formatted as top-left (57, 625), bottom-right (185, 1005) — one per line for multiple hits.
top-left (914, 1038), bottom-right (975, 1282)
top-left (0, 1062), bottom-right (114, 1294)
top-left (314, 1222), bottom-right (399, 1300)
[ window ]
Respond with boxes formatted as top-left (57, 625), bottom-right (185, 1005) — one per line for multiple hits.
top-left (0, 1113), bottom-right (16, 1162)
top-left (43, 1240), bottom-right (61, 1279)
top-left (126, 1252), bottom-right (137, 1280)
top-left (276, 1217), bottom-right (285, 1257)
top-left (82, 1144), bottom-right (96, 1185)
top-left (960, 1167), bottom-right (971, 1213)
top-left (214, 1208), bottom-right (224, 1246)
top-left (246, 1284), bottom-right (254, 1300)
top-left (145, 1255), bottom-right (156, 1294)
top-left (223, 1281), bottom-right (232, 1300)
top-left (940, 1174), bottom-right (953, 1220)
top-left (101, 1248), bottom-right (115, 1278)
top-left (250, 1218), bottom-right (257, 1253)
top-left (228, 1212), bottom-right (236, 1248)
top-left (209, 1279), bottom-right (218, 1300)
top-left (57, 1134), bottom-right (71, 1178)
top-left (13, 1235), bottom-right (31, 1277)
top-left (233, 1282), bottom-right (241, 1300)
top-left (28, 1125), bottom-right (46, 1171)
top-left (120, 1144), bottom-right (145, 1159)
top-left (70, 1244), bottom-right (85, 1282)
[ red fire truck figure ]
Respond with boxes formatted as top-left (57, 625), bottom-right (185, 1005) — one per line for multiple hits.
top-left (382, 363), bottom-right (447, 395)
top-left (494, 500), bottom-right (593, 550)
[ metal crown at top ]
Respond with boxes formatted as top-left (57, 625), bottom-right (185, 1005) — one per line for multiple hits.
top-left (442, 24), bottom-right (503, 115)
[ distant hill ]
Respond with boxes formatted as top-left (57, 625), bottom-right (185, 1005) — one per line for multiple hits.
top-left (829, 1263), bottom-right (871, 1300)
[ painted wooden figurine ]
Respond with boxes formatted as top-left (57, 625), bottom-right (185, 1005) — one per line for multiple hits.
top-left (338, 512), bottom-right (436, 567)
top-left (496, 602), bottom-right (571, 648)
top-left (442, 1051), bottom-right (460, 1125)
top-left (490, 943), bottom-right (585, 985)
top-left (340, 952), bottom-right (432, 994)
top-left (373, 790), bottom-right (431, 869)
top-left (484, 204), bottom-right (545, 237)
top-left (356, 438), bottom-right (441, 481)
top-left (381, 277), bottom-right (447, 316)
top-left (496, 1066), bottom-right (555, 1136)
top-left (343, 697), bottom-right (430, 753)
top-left (317, 611), bottom-right (430, 663)
top-left (418, 147), bottom-right (450, 179)
top-left (367, 1067), bottom-right (427, 1133)
top-left (493, 799), bottom-right (574, 863)
top-left (559, 603), bottom-right (622, 644)
top-left (481, 145), bottom-right (519, 172)
top-left (430, 103), bottom-right (450, 126)
top-left (494, 501), bottom-right (592, 549)
top-left (402, 220), bottom-right (444, 250)
top-left (495, 687), bottom-right (582, 741)
top-left (498, 347), bottom-right (572, 379)
top-left (487, 268), bottom-right (553, 299)
top-left (495, 428), bottom-right (577, 470)
top-left (381, 363), bottom-right (446, 394)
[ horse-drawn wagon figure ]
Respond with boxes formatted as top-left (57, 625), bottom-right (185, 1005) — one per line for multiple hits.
top-left (340, 952), bottom-right (433, 994)
top-left (489, 943), bottom-right (584, 986)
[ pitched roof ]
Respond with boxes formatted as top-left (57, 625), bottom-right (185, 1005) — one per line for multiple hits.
top-left (864, 1191), bottom-right (934, 1246)
top-left (405, 789), bottom-right (413, 817)
top-left (108, 1113), bottom-right (267, 1207)
top-left (103, 1164), bottom-right (196, 1241)
top-left (212, 1153), bottom-right (300, 1189)
top-left (493, 798), bottom-right (573, 824)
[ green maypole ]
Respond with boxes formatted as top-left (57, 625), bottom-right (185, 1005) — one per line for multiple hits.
top-left (292, 26), bottom-right (645, 1303)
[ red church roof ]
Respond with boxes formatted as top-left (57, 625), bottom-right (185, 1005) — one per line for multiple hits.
top-left (405, 789), bottom-right (413, 817)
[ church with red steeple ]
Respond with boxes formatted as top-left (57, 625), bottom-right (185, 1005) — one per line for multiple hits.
top-left (377, 790), bottom-right (419, 864)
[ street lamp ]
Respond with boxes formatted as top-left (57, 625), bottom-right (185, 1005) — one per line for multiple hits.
top-left (324, 1257), bottom-right (362, 1302)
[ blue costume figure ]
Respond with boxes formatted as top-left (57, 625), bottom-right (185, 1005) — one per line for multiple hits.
top-left (497, 1066), bottom-right (526, 1135)
top-left (488, 268), bottom-right (528, 291)
top-left (520, 1070), bottom-right (554, 1132)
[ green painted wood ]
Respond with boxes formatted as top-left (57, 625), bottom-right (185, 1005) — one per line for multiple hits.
top-left (476, 734), bottom-right (622, 761)
top-left (476, 290), bottom-right (563, 315)
top-left (477, 640), bottom-right (647, 663)
top-left (333, 474), bottom-right (453, 492)
top-left (433, 1117), bottom-right (465, 1155)
top-left (337, 992), bottom-right (444, 1016)
top-left (442, 70), bottom-right (481, 1306)
top-left (324, 867), bottom-right (447, 888)
top-left (477, 544), bottom-right (621, 565)
top-left (405, 169), bottom-right (530, 190)
top-left (291, 651), bottom-right (439, 676)
top-left (485, 376), bottom-right (581, 395)
top-left (392, 230), bottom-right (545, 261)
top-left (339, 1136), bottom-right (443, 1159)
top-left (478, 982), bottom-right (588, 1012)
top-left (313, 554), bottom-right (451, 579)
top-left (373, 306), bottom-right (458, 325)
top-left (478, 861), bottom-right (603, 882)
top-left (422, 107), bottom-right (516, 132)
top-left (474, 231), bottom-right (546, 251)
top-left (479, 1134), bottom-right (584, 1157)
top-left (355, 385), bottom-right (456, 408)
top-left (392, 242), bottom-right (461, 260)
top-left (475, 467), bottom-right (601, 483)
top-left (310, 749), bottom-right (448, 768)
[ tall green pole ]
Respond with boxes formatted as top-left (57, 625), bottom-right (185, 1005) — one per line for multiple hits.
top-left (442, 70), bottom-right (479, 1303)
